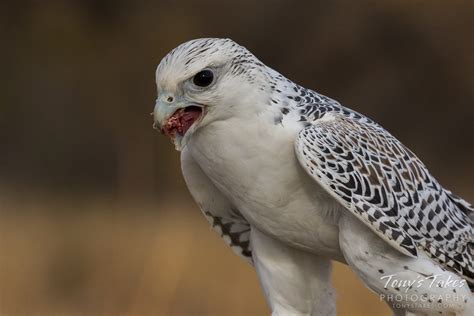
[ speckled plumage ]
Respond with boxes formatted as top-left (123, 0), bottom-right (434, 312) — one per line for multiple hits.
top-left (296, 113), bottom-right (473, 282)
top-left (154, 38), bottom-right (473, 315)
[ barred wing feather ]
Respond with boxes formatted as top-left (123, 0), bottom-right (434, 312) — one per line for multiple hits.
top-left (295, 112), bottom-right (473, 283)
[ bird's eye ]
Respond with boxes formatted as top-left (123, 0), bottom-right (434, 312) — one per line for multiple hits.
top-left (193, 69), bottom-right (214, 87)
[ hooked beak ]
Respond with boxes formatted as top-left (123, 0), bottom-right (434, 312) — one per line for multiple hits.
top-left (153, 95), bottom-right (204, 151)
top-left (153, 99), bottom-right (179, 132)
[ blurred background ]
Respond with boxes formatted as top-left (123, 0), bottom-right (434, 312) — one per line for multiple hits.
top-left (1, 1), bottom-right (473, 315)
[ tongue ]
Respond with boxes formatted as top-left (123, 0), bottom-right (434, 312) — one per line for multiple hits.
top-left (180, 107), bottom-right (202, 134)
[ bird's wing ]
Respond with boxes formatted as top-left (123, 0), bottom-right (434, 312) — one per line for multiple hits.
top-left (295, 111), bottom-right (473, 281)
top-left (181, 147), bottom-right (252, 264)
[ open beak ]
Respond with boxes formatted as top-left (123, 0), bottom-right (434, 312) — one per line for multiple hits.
top-left (153, 97), bottom-right (204, 150)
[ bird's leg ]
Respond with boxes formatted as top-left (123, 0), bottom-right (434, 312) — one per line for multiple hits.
top-left (250, 227), bottom-right (336, 316)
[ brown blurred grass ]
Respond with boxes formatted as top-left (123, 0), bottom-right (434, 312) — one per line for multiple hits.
top-left (0, 194), bottom-right (391, 316)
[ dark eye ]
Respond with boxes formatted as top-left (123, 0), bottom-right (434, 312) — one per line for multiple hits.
top-left (193, 69), bottom-right (214, 87)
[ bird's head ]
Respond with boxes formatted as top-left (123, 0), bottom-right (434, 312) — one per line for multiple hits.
top-left (153, 38), bottom-right (268, 150)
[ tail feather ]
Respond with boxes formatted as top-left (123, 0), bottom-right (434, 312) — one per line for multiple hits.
top-left (446, 190), bottom-right (474, 222)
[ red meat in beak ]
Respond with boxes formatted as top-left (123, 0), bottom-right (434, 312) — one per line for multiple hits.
top-left (162, 106), bottom-right (203, 138)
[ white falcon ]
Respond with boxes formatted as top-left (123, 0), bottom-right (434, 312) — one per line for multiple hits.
top-left (153, 38), bottom-right (473, 316)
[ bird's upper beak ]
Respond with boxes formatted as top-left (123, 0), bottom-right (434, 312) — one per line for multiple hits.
top-left (153, 93), bottom-right (185, 132)
top-left (153, 97), bottom-right (180, 132)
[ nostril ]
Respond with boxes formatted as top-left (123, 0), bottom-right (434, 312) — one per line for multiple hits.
top-left (167, 96), bottom-right (174, 103)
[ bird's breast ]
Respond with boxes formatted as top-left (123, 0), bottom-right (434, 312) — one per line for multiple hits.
top-left (187, 117), bottom-right (343, 258)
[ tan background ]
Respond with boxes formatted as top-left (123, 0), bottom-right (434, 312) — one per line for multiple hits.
top-left (0, 1), bottom-right (473, 315)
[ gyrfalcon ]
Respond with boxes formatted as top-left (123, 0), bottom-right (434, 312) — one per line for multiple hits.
top-left (152, 38), bottom-right (473, 316)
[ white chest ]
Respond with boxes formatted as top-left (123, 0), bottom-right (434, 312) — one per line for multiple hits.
top-left (187, 118), bottom-right (343, 258)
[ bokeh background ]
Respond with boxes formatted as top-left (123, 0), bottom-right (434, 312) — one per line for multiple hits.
top-left (1, 1), bottom-right (473, 315)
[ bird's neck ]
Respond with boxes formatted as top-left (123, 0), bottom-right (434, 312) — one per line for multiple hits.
top-left (260, 67), bottom-right (343, 127)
